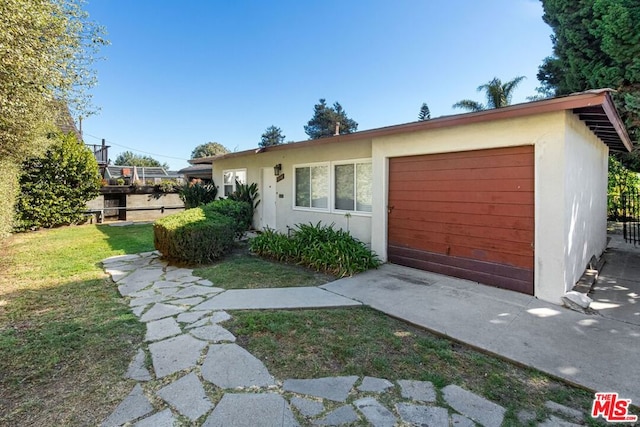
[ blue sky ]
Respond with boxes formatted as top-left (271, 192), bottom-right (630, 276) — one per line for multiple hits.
top-left (83, 0), bottom-right (553, 170)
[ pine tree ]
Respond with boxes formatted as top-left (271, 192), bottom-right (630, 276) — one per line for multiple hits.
top-left (304, 99), bottom-right (358, 139)
top-left (259, 126), bottom-right (285, 148)
top-left (418, 103), bottom-right (431, 121)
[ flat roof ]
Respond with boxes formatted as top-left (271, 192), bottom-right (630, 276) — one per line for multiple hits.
top-left (198, 89), bottom-right (632, 163)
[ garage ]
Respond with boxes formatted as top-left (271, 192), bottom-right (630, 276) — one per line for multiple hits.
top-left (387, 146), bottom-right (535, 294)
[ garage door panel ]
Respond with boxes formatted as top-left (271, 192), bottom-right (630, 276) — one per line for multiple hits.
top-left (391, 189), bottom-right (534, 205)
top-left (390, 166), bottom-right (533, 182)
top-left (388, 228), bottom-right (534, 266)
top-left (389, 218), bottom-right (534, 244)
top-left (389, 178), bottom-right (534, 193)
top-left (390, 210), bottom-right (534, 230)
top-left (388, 246), bottom-right (533, 295)
top-left (388, 146), bottom-right (534, 294)
top-left (390, 145), bottom-right (534, 164)
top-left (389, 153), bottom-right (534, 172)
top-left (391, 202), bottom-right (534, 218)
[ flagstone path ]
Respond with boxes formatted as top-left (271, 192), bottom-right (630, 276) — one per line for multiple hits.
top-left (101, 252), bottom-right (590, 426)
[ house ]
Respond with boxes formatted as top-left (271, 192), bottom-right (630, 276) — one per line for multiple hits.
top-left (206, 90), bottom-right (632, 305)
top-left (178, 162), bottom-right (214, 184)
top-left (104, 166), bottom-right (184, 185)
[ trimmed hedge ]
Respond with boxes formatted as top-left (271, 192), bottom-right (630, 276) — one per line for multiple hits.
top-left (154, 207), bottom-right (235, 264)
top-left (203, 199), bottom-right (252, 237)
top-left (249, 222), bottom-right (380, 277)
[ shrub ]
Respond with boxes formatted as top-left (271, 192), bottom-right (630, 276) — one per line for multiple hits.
top-left (228, 181), bottom-right (260, 227)
top-left (178, 181), bottom-right (218, 208)
top-left (14, 132), bottom-right (101, 231)
top-left (154, 207), bottom-right (235, 264)
top-left (249, 222), bottom-right (380, 277)
top-left (203, 199), bottom-right (252, 237)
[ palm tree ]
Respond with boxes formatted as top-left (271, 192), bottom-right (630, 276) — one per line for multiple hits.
top-left (453, 76), bottom-right (526, 112)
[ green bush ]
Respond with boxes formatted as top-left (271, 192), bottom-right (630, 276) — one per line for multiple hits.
top-left (203, 199), bottom-right (252, 237)
top-left (178, 182), bottom-right (218, 208)
top-left (154, 207), bottom-right (235, 264)
top-left (227, 181), bottom-right (260, 227)
top-left (249, 222), bottom-right (380, 277)
top-left (14, 132), bottom-right (101, 231)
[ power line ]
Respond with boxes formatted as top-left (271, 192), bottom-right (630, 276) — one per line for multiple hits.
top-left (83, 132), bottom-right (190, 161)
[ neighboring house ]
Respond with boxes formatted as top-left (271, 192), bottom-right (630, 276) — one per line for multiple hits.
top-left (104, 166), bottom-right (184, 185)
top-left (178, 162), bottom-right (214, 184)
top-left (209, 90), bottom-right (632, 305)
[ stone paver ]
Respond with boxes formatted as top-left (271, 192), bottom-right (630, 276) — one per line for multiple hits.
top-left (358, 376), bottom-right (394, 393)
top-left (139, 303), bottom-right (185, 322)
top-left (166, 296), bottom-right (204, 307)
top-left (148, 334), bottom-right (207, 378)
top-left (451, 413), bottom-right (476, 426)
top-left (145, 317), bottom-right (181, 342)
top-left (203, 393), bottom-right (298, 427)
top-left (102, 384), bottom-right (153, 427)
top-left (125, 349), bottom-right (151, 381)
top-left (397, 379), bottom-right (436, 402)
top-left (283, 376), bottom-right (358, 402)
top-left (156, 372), bottom-right (213, 421)
top-left (130, 294), bottom-right (165, 307)
top-left (201, 344), bottom-right (274, 388)
top-left (313, 405), bottom-right (359, 426)
top-left (395, 403), bottom-right (449, 426)
top-left (177, 310), bottom-right (211, 323)
top-left (442, 385), bottom-right (505, 427)
top-left (190, 324), bottom-right (236, 342)
top-left (153, 280), bottom-right (184, 289)
top-left (354, 397), bottom-right (396, 427)
top-left (164, 268), bottom-right (192, 280)
top-left (173, 285), bottom-right (223, 298)
top-left (545, 400), bottom-right (584, 423)
top-left (131, 305), bottom-right (147, 318)
top-left (290, 397), bottom-right (324, 417)
top-left (133, 409), bottom-right (176, 427)
top-left (538, 415), bottom-right (582, 427)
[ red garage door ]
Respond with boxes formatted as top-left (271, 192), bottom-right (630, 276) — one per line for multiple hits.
top-left (387, 146), bottom-right (534, 294)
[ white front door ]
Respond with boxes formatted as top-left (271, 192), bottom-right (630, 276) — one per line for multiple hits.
top-left (260, 167), bottom-right (277, 230)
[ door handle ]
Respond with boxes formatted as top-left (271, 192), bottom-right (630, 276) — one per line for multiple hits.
top-left (388, 205), bottom-right (395, 214)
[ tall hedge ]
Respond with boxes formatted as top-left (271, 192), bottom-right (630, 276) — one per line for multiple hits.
top-left (0, 160), bottom-right (19, 238)
top-left (15, 132), bottom-right (101, 230)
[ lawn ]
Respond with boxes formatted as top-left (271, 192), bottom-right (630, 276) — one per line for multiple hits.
top-left (193, 252), bottom-right (334, 289)
top-left (0, 223), bottom-right (153, 426)
top-left (226, 308), bottom-right (611, 426)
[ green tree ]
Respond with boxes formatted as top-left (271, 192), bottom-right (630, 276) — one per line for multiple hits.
top-left (15, 133), bottom-right (101, 230)
top-left (0, 0), bottom-right (106, 237)
top-left (537, 0), bottom-right (640, 170)
top-left (114, 151), bottom-right (170, 170)
top-left (304, 99), bottom-right (358, 139)
top-left (260, 126), bottom-right (285, 148)
top-left (418, 103), bottom-right (431, 121)
top-left (191, 142), bottom-right (230, 159)
top-left (452, 76), bottom-right (526, 112)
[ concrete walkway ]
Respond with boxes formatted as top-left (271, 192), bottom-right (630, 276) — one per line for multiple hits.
top-left (99, 247), bottom-right (632, 426)
top-left (322, 240), bottom-right (640, 407)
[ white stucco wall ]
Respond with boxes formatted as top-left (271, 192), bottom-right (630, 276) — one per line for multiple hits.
top-left (563, 112), bottom-right (609, 292)
top-left (534, 112), bottom-right (609, 303)
top-left (211, 140), bottom-right (373, 244)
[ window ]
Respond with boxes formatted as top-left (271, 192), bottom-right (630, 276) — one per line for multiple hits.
top-left (223, 169), bottom-right (246, 196)
top-left (293, 159), bottom-right (372, 214)
top-left (334, 161), bottom-right (372, 212)
top-left (294, 164), bottom-right (329, 209)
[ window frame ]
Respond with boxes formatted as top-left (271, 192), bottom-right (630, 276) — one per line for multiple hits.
top-left (332, 158), bottom-right (373, 215)
top-left (222, 168), bottom-right (247, 197)
top-left (291, 158), bottom-right (372, 216)
top-left (292, 162), bottom-right (330, 212)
